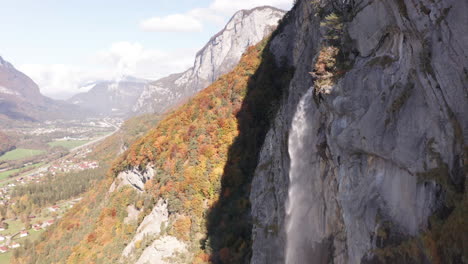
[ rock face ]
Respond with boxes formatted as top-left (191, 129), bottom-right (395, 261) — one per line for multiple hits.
top-left (251, 0), bottom-right (467, 263)
top-left (135, 236), bottom-right (187, 264)
top-left (132, 6), bottom-right (286, 115)
top-left (121, 200), bottom-right (188, 264)
top-left (122, 200), bottom-right (170, 257)
top-left (68, 76), bottom-right (148, 117)
top-left (0, 56), bottom-right (87, 125)
top-left (109, 165), bottom-right (154, 192)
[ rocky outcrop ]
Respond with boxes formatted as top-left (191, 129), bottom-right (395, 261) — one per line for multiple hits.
top-left (132, 6), bottom-right (286, 115)
top-left (121, 199), bottom-right (188, 264)
top-left (109, 165), bottom-right (154, 192)
top-left (135, 236), bottom-right (187, 264)
top-left (251, 0), bottom-right (467, 263)
top-left (122, 199), bottom-right (170, 257)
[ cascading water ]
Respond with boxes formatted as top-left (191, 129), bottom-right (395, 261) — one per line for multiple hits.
top-left (285, 87), bottom-right (319, 263)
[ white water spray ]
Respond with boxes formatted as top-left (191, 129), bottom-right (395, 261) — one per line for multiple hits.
top-left (285, 87), bottom-right (319, 263)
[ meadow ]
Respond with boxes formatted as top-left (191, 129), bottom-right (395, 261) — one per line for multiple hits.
top-left (0, 149), bottom-right (44, 161)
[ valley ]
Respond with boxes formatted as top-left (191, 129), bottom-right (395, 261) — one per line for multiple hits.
top-left (1, 1), bottom-right (467, 263)
top-left (0, 118), bottom-right (121, 263)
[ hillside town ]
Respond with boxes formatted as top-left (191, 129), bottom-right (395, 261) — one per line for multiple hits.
top-left (0, 144), bottom-right (99, 254)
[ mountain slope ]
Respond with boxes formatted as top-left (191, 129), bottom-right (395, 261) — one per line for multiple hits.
top-left (68, 77), bottom-right (148, 116)
top-left (12, 35), bottom-right (293, 263)
top-left (11, 0), bottom-right (468, 263)
top-left (0, 56), bottom-right (87, 126)
top-left (132, 6), bottom-right (286, 115)
top-left (0, 131), bottom-right (15, 155)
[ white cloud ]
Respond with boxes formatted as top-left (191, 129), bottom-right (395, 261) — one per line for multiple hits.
top-left (20, 1), bottom-right (294, 100)
top-left (18, 64), bottom-right (103, 99)
top-left (140, 0), bottom-right (293, 33)
top-left (140, 14), bottom-right (203, 32)
top-left (19, 42), bottom-right (197, 99)
top-left (95, 41), bottom-right (195, 80)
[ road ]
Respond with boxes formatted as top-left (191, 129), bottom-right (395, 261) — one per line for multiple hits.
top-left (70, 122), bottom-right (120, 152)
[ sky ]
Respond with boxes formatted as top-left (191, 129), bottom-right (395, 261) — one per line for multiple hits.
top-left (0, 0), bottom-right (293, 99)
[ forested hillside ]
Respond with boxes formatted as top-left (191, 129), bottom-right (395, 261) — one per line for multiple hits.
top-left (13, 29), bottom-right (294, 262)
top-left (11, 115), bottom-right (161, 263)
top-left (112, 37), bottom-right (294, 262)
top-left (0, 131), bottom-right (15, 156)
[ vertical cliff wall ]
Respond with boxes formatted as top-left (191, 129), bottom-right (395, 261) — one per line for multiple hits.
top-left (251, 0), bottom-right (467, 263)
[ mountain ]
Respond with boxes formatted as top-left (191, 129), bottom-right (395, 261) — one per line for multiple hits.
top-left (12, 0), bottom-right (468, 264)
top-left (0, 56), bottom-right (87, 126)
top-left (68, 76), bottom-right (148, 116)
top-left (132, 6), bottom-right (286, 115)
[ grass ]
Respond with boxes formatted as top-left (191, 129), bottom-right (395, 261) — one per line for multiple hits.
top-left (0, 220), bottom-right (46, 264)
top-left (0, 149), bottom-right (44, 161)
top-left (48, 140), bottom-right (90, 150)
top-left (0, 251), bottom-right (12, 264)
top-left (16, 229), bottom-right (45, 243)
top-left (0, 168), bottom-right (22, 180)
top-left (0, 162), bottom-right (45, 181)
top-left (0, 220), bottom-right (24, 237)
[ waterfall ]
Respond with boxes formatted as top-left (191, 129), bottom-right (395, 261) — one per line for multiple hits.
top-left (285, 87), bottom-right (318, 263)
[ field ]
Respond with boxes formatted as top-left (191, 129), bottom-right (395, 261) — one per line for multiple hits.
top-left (0, 201), bottom-right (72, 264)
top-left (48, 140), bottom-right (90, 150)
top-left (0, 252), bottom-right (12, 263)
top-left (0, 167), bottom-right (22, 180)
top-left (0, 162), bottom-right (45, 180)
top-left (0, 149), bottom-right (44, 161)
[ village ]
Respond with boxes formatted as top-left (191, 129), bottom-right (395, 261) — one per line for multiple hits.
top-left (0, 197), bottom-right (82, 254)
top-left (0, 117), bottom-right (118, 259)
top-left (0, 149), bottom-right (99, 254)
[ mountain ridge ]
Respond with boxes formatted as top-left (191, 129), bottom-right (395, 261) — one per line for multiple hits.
top-left (68, 77), bottom-right (149, 117)
top-left (132, 6), bottom-right (286, 115)
top-left (0, 56), bottom-right (88, 126)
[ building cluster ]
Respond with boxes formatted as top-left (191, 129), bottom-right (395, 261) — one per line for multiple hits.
top-left (0, 219), bottom-right (56, 253)
top-left (48, 159), bottom-right (99, 175)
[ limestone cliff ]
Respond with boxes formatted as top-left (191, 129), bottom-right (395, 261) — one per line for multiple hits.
top-left (132, 6), bottom-right (286, 115)
top-left (251, 0), bottom-right (467, 263)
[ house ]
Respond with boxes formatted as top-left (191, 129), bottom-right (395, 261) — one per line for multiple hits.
top-left (33, 224), bottom-right (42, 231)
top-left (48, 205), bottom-right (60, 212)
top-left (0, 246), bottom-right (8, 253)
top-left (0, 235), bottom-right (5, 241)
top-left (9, 242), bottom-right (20, 249)
top-left (19, 230), bottom-right (29, 237)
top-left (42, 219), bottom-right (55, 228)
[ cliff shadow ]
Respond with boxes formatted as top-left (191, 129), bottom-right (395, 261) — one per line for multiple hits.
top-left (204, 36), bottom-right (295, 263)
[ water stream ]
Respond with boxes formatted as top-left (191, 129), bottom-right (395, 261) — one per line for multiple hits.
top-left (285, 87), bottom-right (318, 263)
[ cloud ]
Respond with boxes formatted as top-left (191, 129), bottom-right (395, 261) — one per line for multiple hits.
top-left (19, 42), bottom-right (197, 99)
top-left (140, 0), bottom-right (293, 33)
top-left (18, 64), bottom-right (102, 99)
top-left (140, 14), bottom-right (203, 32)
top-left (21, 1), bottom-right (295, 99)
top-left (95, 41), bottom-right (195, 80)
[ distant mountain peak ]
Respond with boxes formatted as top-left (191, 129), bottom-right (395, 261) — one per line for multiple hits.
top-left (133, 6), bottom-right (286, 115)
top-left (0, 56), bottom-right (14, 69)
top-left (0, 56), bottom-right (88, 125)
top-left (69, 76), bottom-right (150, 117)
